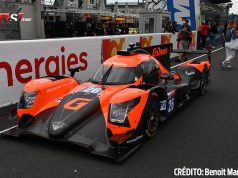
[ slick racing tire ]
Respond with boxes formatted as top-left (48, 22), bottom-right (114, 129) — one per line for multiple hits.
top-left (199, 67), bottom-right (208, 96)
top-left (144, 92), bottom-right (160, 138)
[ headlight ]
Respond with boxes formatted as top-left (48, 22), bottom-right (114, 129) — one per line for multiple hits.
top-left (23, 92), bottom-right (38, 108)
top-left (109, 97), bottom-right (140, 126)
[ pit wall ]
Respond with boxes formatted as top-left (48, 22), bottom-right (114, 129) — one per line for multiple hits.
top-left (0, 32), bottom-right (197, 106)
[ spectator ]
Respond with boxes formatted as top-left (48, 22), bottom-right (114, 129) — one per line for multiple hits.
top-left (221, 21), bottom-right (238, 69)
top-left (209, 23), bottom-right (219, 48)
top-left (199, 22), bottom-right (210, 49)
top-left (164, 21), bottom-right (174, 33)
top-left (124, 24), bottom-right (129, 34)
top-left (178, 19), bottom-right (192, 61)
top-left (172, 21), bottom-right (179, 33)
top-left (114, 24), bottom-right (120, 35)
top-left (162, 25), bottom-right (165, 33)
top-left (85, 23), bottom-right (94, 36)
top-left (219, 22), bottom-right (224, 38)
top-left (96, 22), bottom-right (104, 36)
top-left (107, 23), bottom-right (114, 35)
top-left (103, 24), bottom-right (107, 35)
top-left (224, 22), bottom-right (228, 34)
top-left (119, 24), bottom-right (125, 35)
top-left (77, 21), bottom-right (86, 37)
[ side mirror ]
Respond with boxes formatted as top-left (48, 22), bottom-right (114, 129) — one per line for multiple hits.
top-left (69, 66), bottom-right (80, 77)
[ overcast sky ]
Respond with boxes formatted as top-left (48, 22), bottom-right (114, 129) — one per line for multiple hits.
top-left (230, 0), bottom-right (238, 14)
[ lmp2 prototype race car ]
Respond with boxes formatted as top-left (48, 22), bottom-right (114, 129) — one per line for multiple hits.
top-left (2, 43), bottom-right (212, 161)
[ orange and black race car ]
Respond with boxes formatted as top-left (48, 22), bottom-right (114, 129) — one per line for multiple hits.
top-left (2, 43), bottom-right (212, 161)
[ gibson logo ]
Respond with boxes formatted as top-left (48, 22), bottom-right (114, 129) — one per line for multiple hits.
top-left (127, 135), bottom-right (143, 144)
top-left (152, 47), bottom-right (168, 58)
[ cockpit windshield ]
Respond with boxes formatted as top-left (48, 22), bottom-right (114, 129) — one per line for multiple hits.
top-left (91, 65), bottom-right (138, 85)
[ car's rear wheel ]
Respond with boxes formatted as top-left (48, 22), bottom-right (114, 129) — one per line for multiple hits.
top-left (199, 67), bottom-right (208, 96)
top-left (144, 92), bottom-right (160, 138)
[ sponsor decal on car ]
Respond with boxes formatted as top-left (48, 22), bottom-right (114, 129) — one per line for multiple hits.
top-left (127, 135), bottom-right (143, 144)
top-left (81, 86), bottom-right (103, 94)
top-left (51, 122), bottom-right (66, 131)
top-left (160, 100), bottom-right (167, 111)
top-left (167, 90), bottom-right (176, 113)
top-left (185, 70), bottom-right (195, 76)
top-left (104, 61), bottom-right (128, 67)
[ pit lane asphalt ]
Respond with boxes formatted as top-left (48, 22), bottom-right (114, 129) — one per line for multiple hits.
top-left (1, 47), bottom-right (238, 178)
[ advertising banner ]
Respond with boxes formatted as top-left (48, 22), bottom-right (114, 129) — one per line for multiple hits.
top-left (0, 37), bottom-right (102, 105)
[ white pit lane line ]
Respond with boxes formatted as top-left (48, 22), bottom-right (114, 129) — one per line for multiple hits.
top-left (0, 47), bottom-right (224, 134)
top-left (0, 125), bottom-right (18, 134)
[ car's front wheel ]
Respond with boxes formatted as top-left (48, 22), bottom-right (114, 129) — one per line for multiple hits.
top-left (144, 92), bottom-right (160, 138)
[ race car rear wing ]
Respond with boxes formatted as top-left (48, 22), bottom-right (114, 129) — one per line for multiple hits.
top-left (171, 48), bottom-right (212, 63)
top-left (117, 43), bottom-right (173, 71)
top-left (117, 43), bottom-right (212, 71)
top-left (140, 43), bottom-right (173, 71)
top-left (138, 43), bottom-right (212, 69)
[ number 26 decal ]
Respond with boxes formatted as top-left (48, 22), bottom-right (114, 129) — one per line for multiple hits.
top-left (168, 98), bottom-right (175, 113)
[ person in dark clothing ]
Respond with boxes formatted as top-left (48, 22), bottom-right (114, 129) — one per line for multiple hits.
top-left (96, 23), bottom-right (104, 36)
top-left (209, 23), bottom-right (219, 48)
top-left (107, 23), bottom-right (114, 35)
top-left (77, 22), bottom-right (86, 37)
top-left (224, 22), bottom-right (228, 36)
top-left (124, 24), bottom-right (129, 34)
top-left (113, 25), bottom-right (120, 35)
top-left (119, 24), bottom-right (125, 35)
top-left (164, 21), bottom-right (174, 33)
top-left (178, 20), bottom-right (192, 61)
top-left (85, 23), bottom-right (94, 36)
top-left (172, 21), bottom-right (179, 33)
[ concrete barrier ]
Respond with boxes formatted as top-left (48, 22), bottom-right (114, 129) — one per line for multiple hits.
top-left (0, 32), bottom-right (197, 106)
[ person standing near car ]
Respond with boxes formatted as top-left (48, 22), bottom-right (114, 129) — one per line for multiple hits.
top-left (209, 23), bottom-right (219, 48)
top-left (164, 21), bottom-right (174, 33)
top-left (199, 22), bottom-right (210, 49)
top-left (172, 21), bottom-right (179, 33)
top-left (178, 19), bottom-right (192, 61)
top-left (221, 21), bottom-right (238, 69)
